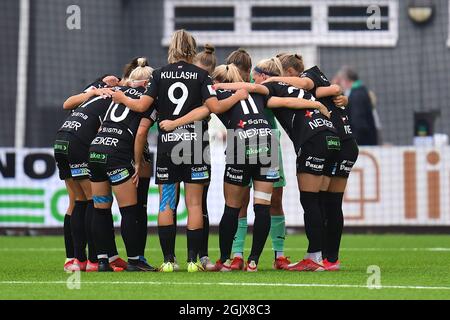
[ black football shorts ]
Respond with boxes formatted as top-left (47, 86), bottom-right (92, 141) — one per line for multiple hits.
top-left (297, 131), bottom-right (341, 176)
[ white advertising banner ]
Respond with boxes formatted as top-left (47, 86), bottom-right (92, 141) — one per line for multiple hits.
top-left (1, 146), bottom-right (449, 227)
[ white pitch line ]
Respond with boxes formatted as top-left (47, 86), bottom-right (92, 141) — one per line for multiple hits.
top-left (1, 280), bottom-right (450, 291)
top-left (1, 247), bottom-right (450, 252)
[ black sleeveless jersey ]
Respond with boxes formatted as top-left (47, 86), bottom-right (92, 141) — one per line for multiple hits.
top-left (58, 81), bottom-right (110, 145)
top-left (264, 81), bottom-right (336, 153)
top-left (145, 61), bottom-right (216, 153)
top-left (301, 66), bottom-right (353, 141)
top-left (90, 86), bottom-right (156, 156)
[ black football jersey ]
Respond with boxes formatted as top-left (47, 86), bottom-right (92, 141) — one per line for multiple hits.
top-left (216, 90), bottom-right (271, 131)
top-left (90, 86), bottom-right (156, 156)
top-left (58, 81), bottom-right (111, 145)
top-left (301, 66), bottom-right (353, 141)
top-left (216, 90), bottom-right (275, 163)
top-left (83, 80), bottom-right (107, 92)
top-left (264, 81), bottom-right (336, 153)
top-left (145, 61), bottom-right (216, 153)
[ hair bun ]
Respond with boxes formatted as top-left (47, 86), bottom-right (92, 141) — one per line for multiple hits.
top-left (204, 44), bottom-right (215, 54)
top-left (137, 57), bottom-right (148, 67)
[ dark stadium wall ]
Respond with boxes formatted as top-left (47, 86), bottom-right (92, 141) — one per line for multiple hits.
top-left (20, 0), bottom-right (250, 147)
top-left (25, 0), bottom-right (126, 147)
top-left (0, 0), bottom-right (19, 147)
top-left (319, 0), bottom-right (450, 145)
top-left (9, 0), bottom-right (449, 147)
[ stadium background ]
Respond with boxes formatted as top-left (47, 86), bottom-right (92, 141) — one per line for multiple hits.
top-left (1, 0), bottom-right (450, 229)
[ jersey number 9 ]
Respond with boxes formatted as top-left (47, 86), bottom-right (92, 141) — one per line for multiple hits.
top-left (169, 82), bottom-right (189, 116)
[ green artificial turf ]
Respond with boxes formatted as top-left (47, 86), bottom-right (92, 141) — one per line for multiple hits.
top-left (0, 234), bottom-right (449, 300)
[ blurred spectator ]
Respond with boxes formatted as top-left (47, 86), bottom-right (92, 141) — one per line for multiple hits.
top-left (334, 66), bottom-right (379, 146)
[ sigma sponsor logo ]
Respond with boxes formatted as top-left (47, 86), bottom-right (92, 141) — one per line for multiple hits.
top-left (91, 136), bottom-right (119, 147)
top-left (108, 169), bottom-right (130, 183)
top-left (70, 167), bottom-right (89, 177)
top-left (124, 87), bottom-right (143, 97)
top-left (161, 132), bottom-right (197, 142)
top-left (308, 118), bottom-right (334, 130)
top-left (238, 128), bottom-right (272, 140)
top-left (247, 119), bottom-right (269, 126)
top-left (160, 71), bottom-right (198, 80)
top-left (101, 127), bottom-right (123, 135)
top-left (71, 112), bottom-right (88, 120)
top-left (61, 120), bottom-right (82, 131)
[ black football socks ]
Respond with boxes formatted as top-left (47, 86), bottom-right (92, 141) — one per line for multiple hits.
top-left (158, 224), bottom-right (176, 263)
top-left (71, 200), bottom-right (88, 262)
top-left (219, 205), bottom-right (241, 262)
top-left (119, 204), bottom-right (140, 264)
top-left (64, 213), bottom-right (74, 259)
top-left (300, 191), bottom-right (324, 254)
top-left (187, 228), bottom-right (203, 263)
top-left (248, 204), bottom-right (271, 264)
top-left (84, 200), bottom-right (97, 262)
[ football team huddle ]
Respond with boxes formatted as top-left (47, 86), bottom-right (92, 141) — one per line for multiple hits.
top-left (54, 29), bottom-right (358, 273)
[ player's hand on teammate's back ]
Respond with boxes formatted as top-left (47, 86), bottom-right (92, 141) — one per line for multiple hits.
top-left (112, 90), bottom-right (126, 103)
top-left (159, 120), bottom-right (178, 132)
top-left (93, 88), bottom-right (114, 99)
top-left (318, 103), bottom-right (331, 119)
top-left (261, 77), bottom-right (276, 84)
top-left (235, 88), bottom-right (249, 100)
top-left (333, 95), bottom-right (348, 108)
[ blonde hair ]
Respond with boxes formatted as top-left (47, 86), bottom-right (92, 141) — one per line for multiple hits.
top-left (128, 58), bottom-right (153, 84)
top-left (212, 64), bottom-right (244, 83)
top-left (255, 58), bottom-right (283, 77)
top-left (277, 53), bottom-right (304, 75)
top-left (226, 48), bottom-right (252, 82)
top-left (194, 44), bottom-right (217, 75)
top-left (168, 29), bottom-right (197, 64)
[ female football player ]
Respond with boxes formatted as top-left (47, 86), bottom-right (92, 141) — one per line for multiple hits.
top-left (56, 76), bottom-right (117, 272)
top-left (115, 30), bottom-right (243, 272)
top-left (225, 52), bottom-right (290, 271)
top-left (215, 58), bottom-right (340, 271)
top-left (90, 60), bottom-right (157, 272)
top-left (165, 63), bottom-right (330, 271)
top-left (264, 55), bottom-right (357, 270)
